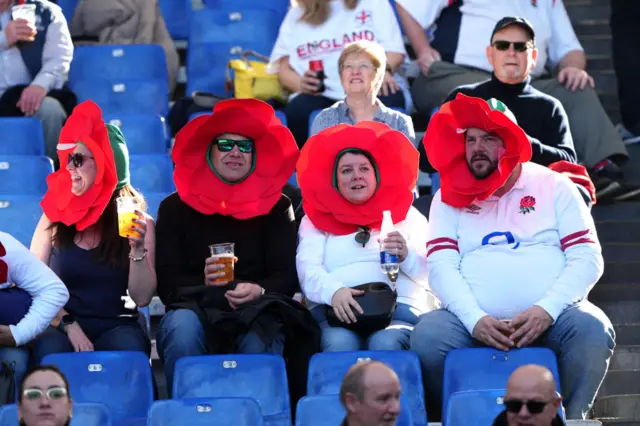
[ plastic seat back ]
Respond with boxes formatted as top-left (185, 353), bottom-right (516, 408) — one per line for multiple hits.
top-left (41, 351), bottom-right (153, 424)
top-left (148, 397), bottom-right (264, 426)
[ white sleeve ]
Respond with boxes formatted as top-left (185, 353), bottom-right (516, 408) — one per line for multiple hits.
top-left (547, 0), bottom-right (583, 66)
top-left (399, 207), bottom-right (429, 290)
top-left (374, 0), bottom-right (407, 55)
top-left (394, 0), bottom-right (449, 29)
top-left (268, 7), bottom-right (299, 71)
top-left (427, 191), bottom-right (487, 334)
top-left (296, 216), bottom-right (345, 305)
top-left (534, 175), bottom-right (603, 321)
top-left (2, 234), bottom-right (69, 346)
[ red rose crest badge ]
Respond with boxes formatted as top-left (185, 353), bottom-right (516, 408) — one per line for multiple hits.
top-left (519, 195), bottom-right (536, 214)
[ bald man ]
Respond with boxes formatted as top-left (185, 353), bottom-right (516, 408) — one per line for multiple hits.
top-left (340, 361), bottom-right (401, 426)
top-left (494, 365), bottom-right (565, 426)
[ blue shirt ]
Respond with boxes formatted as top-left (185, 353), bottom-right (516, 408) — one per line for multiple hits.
top-left (310, 99), bottom-right (416, 146)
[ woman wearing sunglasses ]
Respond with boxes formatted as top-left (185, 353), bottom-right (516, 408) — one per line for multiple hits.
top-left (18, 365), bottom-right (72, 426)
top-left (296, 121), bottom-right (438, 352)
top-left (154, 98), bottom-right (315, 396)
top-left (29, 100), bottom-right (155, 361)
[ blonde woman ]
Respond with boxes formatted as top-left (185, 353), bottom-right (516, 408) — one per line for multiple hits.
top-left (310, 40), bottom-right (415, 145)
top-left (270, 0), bottom-right (410, 147)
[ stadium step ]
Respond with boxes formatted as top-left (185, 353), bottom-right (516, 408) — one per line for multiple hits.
top-left (595, 394), bottom-right (640, 421)
top-left (597, 301), bottom-right (640, 324)
top-left (610, 346), bottom-right (640, 371)
top-left (599, 371), bottom-right (640, 397)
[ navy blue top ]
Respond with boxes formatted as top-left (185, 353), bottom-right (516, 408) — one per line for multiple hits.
top-left (49, 244), bottom-right (137, 339)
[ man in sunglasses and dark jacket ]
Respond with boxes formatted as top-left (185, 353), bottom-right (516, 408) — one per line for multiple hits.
top-left (493, 365), bottom-right (565, 426)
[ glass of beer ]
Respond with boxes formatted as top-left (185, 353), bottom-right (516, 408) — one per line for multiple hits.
top-left (208, 243), bottom-right (235, 284)
top-left (116, 197), bottom-right (140, 238)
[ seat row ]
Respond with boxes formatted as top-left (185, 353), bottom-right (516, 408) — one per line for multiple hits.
top-left (9, 348), bottom-right (560, 426)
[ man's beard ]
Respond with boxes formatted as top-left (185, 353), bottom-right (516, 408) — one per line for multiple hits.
top-left (467, 154), bottom-right (498, 179)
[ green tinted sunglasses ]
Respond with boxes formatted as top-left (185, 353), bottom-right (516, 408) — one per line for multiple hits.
top-left (216, 139), bottom-right (254, 153)
top-left (23, 387), bottom-right (68, 401)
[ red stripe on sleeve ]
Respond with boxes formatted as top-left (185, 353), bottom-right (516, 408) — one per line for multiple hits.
top-left (427, 237), bottom-right (458, 247)
top-left (427, 244), bottom-right (459, 258)
top-left (560, 229), bottom-right (590, 245)
top-left (562, 237), bottom-right (597, 251)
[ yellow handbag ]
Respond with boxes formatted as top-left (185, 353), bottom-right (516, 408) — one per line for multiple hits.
top-left (226, 51), bottom-right (286, 103)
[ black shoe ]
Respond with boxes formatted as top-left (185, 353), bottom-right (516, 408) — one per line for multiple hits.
top-left (591, 162), bottom-right (640, 203)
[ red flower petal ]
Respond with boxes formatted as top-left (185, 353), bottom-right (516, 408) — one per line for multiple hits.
top-left (297, 122), bottom-right (418, 235)
top-left (41, 101), bottom-right (118, 230)
top-left (425, 94), bottom-right (532, 208)
top-left (172, 99), bottom-right (298, 219)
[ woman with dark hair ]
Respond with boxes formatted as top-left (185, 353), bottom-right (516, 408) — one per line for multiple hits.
top-left (30, 100), bottom-right (156, 360)
top-left (296, 122), bottom-right (438, 352)
top-left (18, 365), bottom-right (72, 426)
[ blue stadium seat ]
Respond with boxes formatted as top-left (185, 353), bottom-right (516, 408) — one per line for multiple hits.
top-left (0, 156), bottom-right (53, 195)
top-left (72, 79), bottom-right (169, 117)
top-left (173, 354), bottom-right (291, 426)
top-left (70, 45), bottom-right (168, 83)
top-left (158, 0), bottom-right (190, 41)
top-left (189, 111), bottom-right (211, 121)
top-left (104, 114), bottom-right (169, 154)
top-left (430, 173), bottom-right (440, 194)
top-left (187, 9), bottom-right (280, 95)
top-left (0, 402), bottom-right (112, 426)
top-left (55, 0), bottom-right (79, 24)
top-left (442, 348), bottom-right (561, 417)
top-left (0, 195), bottom-right (42, 247)
top-left (295, 394), bottom-right (413, 426)
top-left (275, 110), bottom-right (287, 127)
top-left (41, 351), bottom-right (153, 425)
top-left (307, 351), bottom-right (427, 425)
top-left (129, 154), bottom-right (175, 194)
top-left (308, 109), bottom-right (322, 136)
top-left (144, 192), bottom-right (171, 220)
top-left (202, 0), bottom-right (290, 22)
top-left (0, 118), bottom-right (45, 156)
top-left (148, 397), bottom-right (264, 426)
top-left (444, 390), bottom-right (506, 426)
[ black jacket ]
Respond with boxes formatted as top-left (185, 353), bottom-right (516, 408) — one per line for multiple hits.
top-left (492, 410), bottom-right (566, 426)
top-left (168, 293), bottom-right (321, 408)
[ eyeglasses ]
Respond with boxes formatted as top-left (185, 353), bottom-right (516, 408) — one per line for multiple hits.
top-left (504, 399), bottom-right (551, 414)
top-left (216, 139), bottom-right (254, 153)
top-left (23, 387), bottom-right (68, 401)
top-left (492, 40), bottom-right (533, 52)
top-left (67, 152), bottom-right (94, 168)
top-left (355, 227), bottom-right (371, 247)
top-left (342, 63), bottom-right (374, 73)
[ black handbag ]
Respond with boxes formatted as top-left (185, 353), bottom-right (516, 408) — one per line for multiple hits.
top-left (0, 361), bottom-right (16, 407)
top-left (326, 282), bottom-right (397, 336)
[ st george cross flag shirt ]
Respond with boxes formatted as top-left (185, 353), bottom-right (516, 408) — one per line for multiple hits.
top-left (426, 162), bottom-right (603, 334)
top-left (269, 0), bottom-right (406, 100)
top-left (395, 0), bottom-right (582, 77)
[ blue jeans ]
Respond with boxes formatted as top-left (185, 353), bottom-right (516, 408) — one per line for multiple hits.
top-left (32, 324), bottom-right (151, 364)
top-left (410, 301), bottom-right (615, 420)
top-left (156, 308), bottom-right (285, 396)
top-left (311, 303), bottom-right (419, 352)
top-left (0, 347), bottom-right (29, 396)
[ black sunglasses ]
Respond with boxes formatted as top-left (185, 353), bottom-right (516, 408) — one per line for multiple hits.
top-left (68, 152), bottom-right (94, 168)
top-left (492, 40), bottom-right (533, 52)
top-left (216, 139), bottom-right (254, 153)
top-left (23, 387), bottom-right (68, 401)
top-left (504, 399), bottom-right (551, 414)
top-left (355, 227), bottom-right (371, 247)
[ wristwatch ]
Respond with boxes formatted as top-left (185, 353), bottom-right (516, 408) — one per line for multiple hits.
top-left (59, 314), bottom-right (75, 333)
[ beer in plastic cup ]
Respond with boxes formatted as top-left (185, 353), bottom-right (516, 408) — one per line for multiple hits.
top-left (209, 242), bottom-right (235, 284)
top-left (12, 4), bottom-right (36, 41)
top-left (116, 197), bottom-right (140, 238)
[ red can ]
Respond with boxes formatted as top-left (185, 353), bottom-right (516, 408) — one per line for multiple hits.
top-left (309, 60), bottom-right (326, 93)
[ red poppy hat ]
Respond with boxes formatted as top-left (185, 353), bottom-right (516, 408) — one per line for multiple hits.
top-left (40, 100), bottom-right (118, 231)
top-left (297, 121), bottom-right (419, 235)
top-left (172, 98), bottom-right (298, 219)
top-left (424, 93), bottom-right (532, 208)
